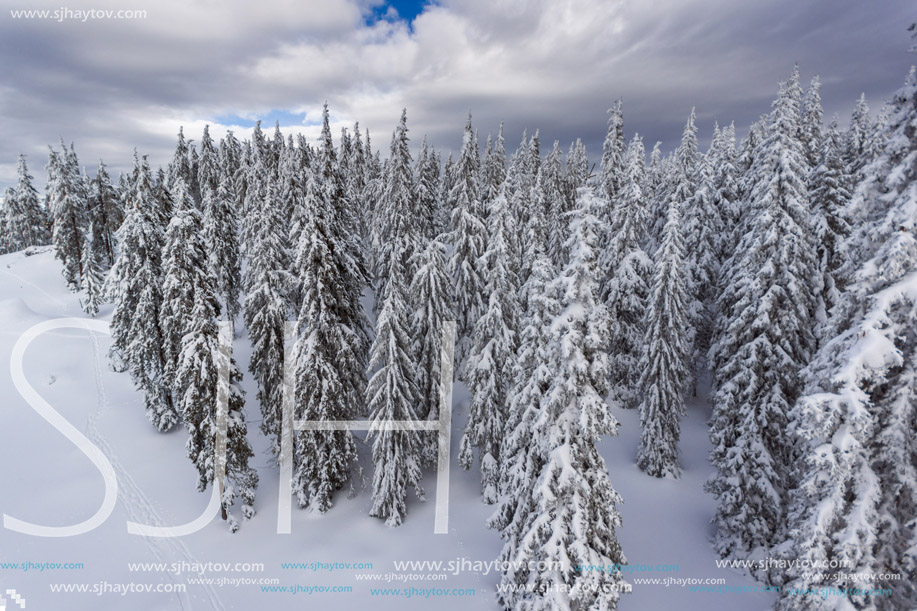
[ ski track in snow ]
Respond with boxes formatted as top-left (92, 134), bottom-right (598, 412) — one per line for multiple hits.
top-left (85, 326), bottom-right (225, 611)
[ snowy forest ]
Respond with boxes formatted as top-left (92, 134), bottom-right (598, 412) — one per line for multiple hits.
top-left (1, 33), bottom-right (916, 611)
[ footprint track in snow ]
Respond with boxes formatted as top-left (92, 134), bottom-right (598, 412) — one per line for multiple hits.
top-left (85, 327), bottom-right (226, 611)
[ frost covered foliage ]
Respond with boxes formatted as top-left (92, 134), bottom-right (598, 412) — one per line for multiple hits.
top-left (488, 252), bottom-right (558, 577)
top-left (459, 191), bottom-right (518, 504)
top-left (707, 67), bottom-right (819, 559)
top-left (496, 187), bottom-right (626, 611)
top-left (373, 109), bottom-right (420, 308)
top-left (808, 118), bottom-right (852, 332)
top-left (776, 63), bottom-right (917, 611)
top-left (86, 160), bottom-right (123, 266)
top-left (409, 237), bottom-right (453, 464)
top-left (679, 111), bottom-right (724, 386)
top-left (636, 202), bottom-right (689, 478)
top-left (602, 135), bottom-right (652, 408)
top-left (366, 243), bottom-right (424, 526)
top-left (448, 116), bottom-right (488, 369)
top-left (242, 171), bottom-right (290, 459)
top-left (202, 169), bottom-right (242, 323)
top-left (108, 155), bottom-right (176, 431)
top-left (601, 99), bottom-right (626, 205)
top-left (175, 277), bottom-right (257, 532)
top-left (1, 155), bottom-right (50, 254)
top-left (160, 179), bottom-right (204, 392)
top-left (47, 140), bottom-right (88, 290)
top-left (290, 105), bottom-right (369, 512)
top-left (80, 220), bottom-right (106, 316)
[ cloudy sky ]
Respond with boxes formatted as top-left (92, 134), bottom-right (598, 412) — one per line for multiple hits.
top-left (0, 0), bottom-right (913, 189)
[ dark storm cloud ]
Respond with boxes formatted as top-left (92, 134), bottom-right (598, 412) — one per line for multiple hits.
top-left (0, 0), bottom-right (912, 189)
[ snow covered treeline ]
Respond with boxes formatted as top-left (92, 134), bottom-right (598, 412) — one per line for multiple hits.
top-left (2, 31), bottom-right (915, 608)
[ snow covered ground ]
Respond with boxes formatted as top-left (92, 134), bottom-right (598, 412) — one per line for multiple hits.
top-left (0, 248), bottom-right (773, 610)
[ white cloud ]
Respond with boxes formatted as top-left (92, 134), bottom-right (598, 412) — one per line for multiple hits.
top-left (0, 0), bottom-right (913, 189)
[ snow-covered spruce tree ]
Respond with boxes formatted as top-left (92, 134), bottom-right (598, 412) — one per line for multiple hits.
top-left (243, 176), bottom-right (291, 459)
top-left (240, 138), bottom-right (270, 258)
top-left (269, 121), bottom-right (285, 175)
top-left (152, 167), bottom-right (174, 222)
top-left (160, 177), bottom-right (204, 393)
top-left (48, 141), bottom-right (88, 290)
top-left (373, 109), bottom-right (419, 304)
top-left (116, 170), bottom-right (131, 208)
top-left (291, 173), bottom-right (359, 511)
top-left (218, 130), bottom-right (243, 199)
top-left (636, 201), bottom-right (689, 478)
top-left (87, 160), bottom-right (124, 265)
top-left (108, 155), bottom-right (177, 430)
top-left (430, 150), bottom-right (448, 235)
top-left (80, 220), bottom-right (106, 316)
top-left (718, 115), bottom-right (768, 264)
top-left (449, 113), bottom-right (484, 216)
top-left (672, 108), bottom-right (700, 203)
top-left (527, 130), bottom-right (541, 177)
top-left (601, 99), bottom-right (626, 206)
top-left (318, 106), bottom-right (370, 333)
top-left (0, 189), bottom-right (13, 253)
top-left (291, 104), bottom-right (369, 512)
top-left (338, 126), bottom-right (353, 197)
top-left (669, 109), bottom-right (700, 225)
top-left (718, 116), bottom-right (771, 312)
top-left (166, 127), bottom-right (196, 203)
top-left (488, 251), bottom-right (558, 611)
top-left (598, 100), bottom-right (626, 264)
top-left (706, 68), bottom-right (819, 560)
top-left (414, 135), bottom-right (441, 240)
top-left (366, 242), bottom-right (424, 526)
top-left (246, 122), bottom-right (267, 180)
top-left (504, 131), bottom-right (537, 283)
top-left (808, 118), bottom-right (852, 332)
top-left (736, 113), bottom-right (766, 179)
top-left (544, 140), bottom-right (572, 267)
top-left (673, 110), bottom-right (719, 391)
top-left (504, 186), bottom-right (626, 611)
top-left (448, 114), bottom-right (488, 367)
top-left (363, 127), bottom-right (383, 230)
top-left (346, 123), bottom-right (369, 240)
top-left (230, 134), bottom-right (253, 223)
top-left (709, 122), bottom-right (739, 262)
top-left (518, 167), bottom-right (550, 286)
top-left (643, 141), bottom-right (667, 253)
top-left (361, 135), bottom-right (383, 246)
top-left (409, 236), bottom-right (453, 464)
top-left (602, 134), bottom-right (652, 408)
top-left (442, 153), bottom-right (456, 208)
top-left (482, 123), bottom-right (507, 209)
top-left (775, 61), bottom-right (917, 611)
top-left (681, 151), bottom-right (723, 391)
top-left (566, 138), bottom-right (590, 194)
top-left (188, 144), bottom-right (202, 206)
top-left (481, 135), bottom-right (494, 200)
top-left (799, 75), bottom-right (824, 168)
top-left (197, 125), bottom-right (220, 199)
top-left (844, 93), bottom-right (878, 180)
top-left (202, 173), bottom-right (242, 322)
top-left (173, 217), bottom-right (257, 531)
top-left (458, 191), bottom-right (519, 504)
top-left (4, 155), bottom-right (50, 252)
top-left (283, 139), bottom-right (312, 266)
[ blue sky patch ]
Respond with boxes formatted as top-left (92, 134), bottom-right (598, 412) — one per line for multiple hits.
top-left (367, 0), bottom-right (431, 25)
top-left (211, 109), bottom-right (311, 129)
